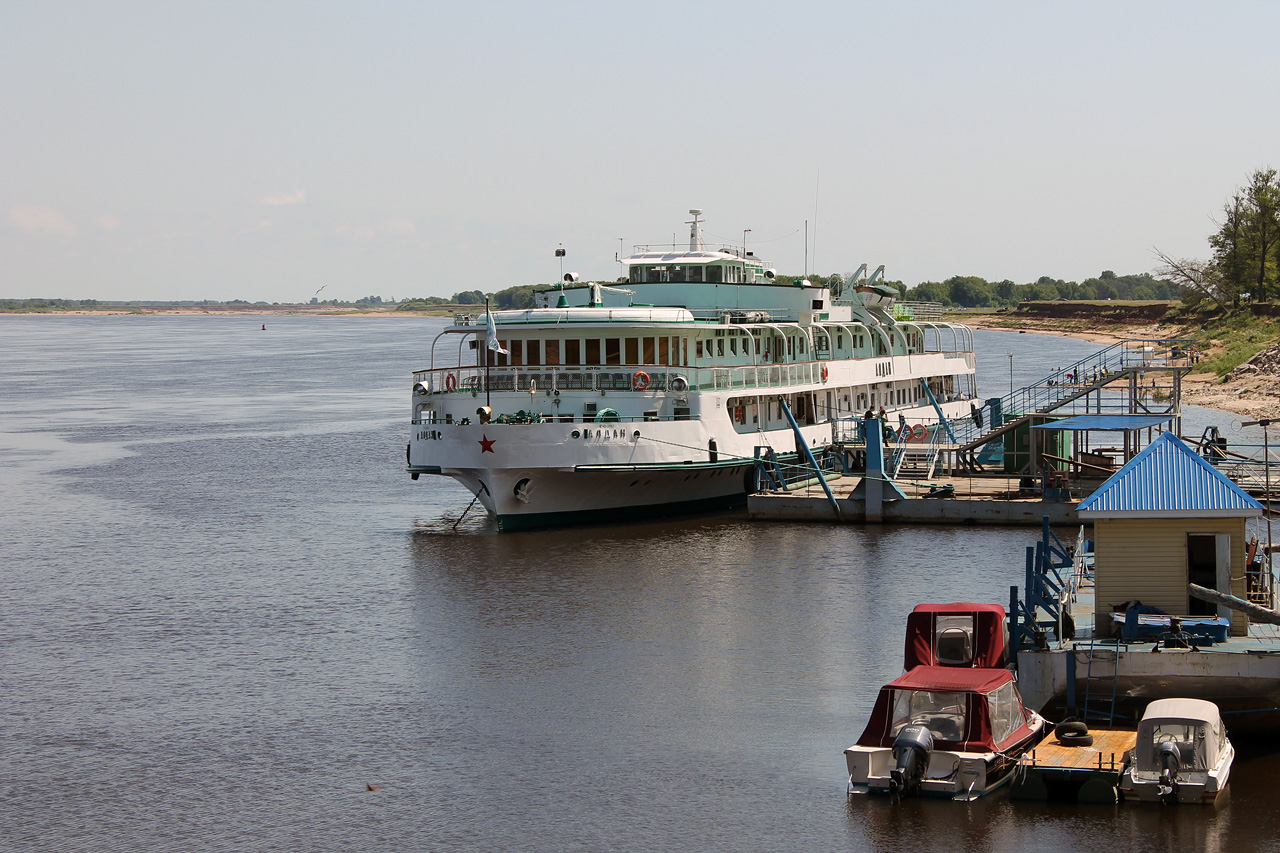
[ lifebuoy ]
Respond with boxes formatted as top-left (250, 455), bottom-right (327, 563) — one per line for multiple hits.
top-left (821, 363), bottom-right (829, 383)
top-left (633, 371), bottom-right (650, 391)
top-left (912, 424), bottom-right (927, 441)
top-left (444, 373), bottom-right (458, 392)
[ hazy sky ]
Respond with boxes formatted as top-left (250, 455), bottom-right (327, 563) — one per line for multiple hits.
top-left (4, 1), bottom-right (1277, 302)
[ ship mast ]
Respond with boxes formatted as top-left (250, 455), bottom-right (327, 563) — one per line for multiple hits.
top-left (686, 208), bottom-right (703, 251)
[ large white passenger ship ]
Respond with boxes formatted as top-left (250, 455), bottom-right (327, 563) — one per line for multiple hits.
top-left (407, 211), bottom-right (977, 530)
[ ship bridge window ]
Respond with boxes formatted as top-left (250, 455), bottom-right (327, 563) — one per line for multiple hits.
top-left (646, 266), bottom-right (669, 283)
top-left (669, 265), bottom-right (684, 281)
top-left (707, 265), bottom-right (723, 283)
top-left (689, 266), bottom-right (703, 283)
top-left (629, 266), bottom-right (642, 283)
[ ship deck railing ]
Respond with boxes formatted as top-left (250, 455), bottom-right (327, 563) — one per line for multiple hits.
top-left (413, 355), bottom-right (973, 397)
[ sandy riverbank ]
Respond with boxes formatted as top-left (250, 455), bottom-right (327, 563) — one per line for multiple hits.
top-left (961, 314), bottom-right (1280, 422)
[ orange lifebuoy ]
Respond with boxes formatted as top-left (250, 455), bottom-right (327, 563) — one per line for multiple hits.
top-left (444, 373), bottom-right (458, 392)
top-left (820, 364), bottom-right (829, 383)
top-left (633, 371), bottom-right (650, 390)
top-left (912, 424), bottom-right (927, 441)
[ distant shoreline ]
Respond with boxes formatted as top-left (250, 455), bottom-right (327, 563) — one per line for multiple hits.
top-left (0, 306), bottom-right (451, 317)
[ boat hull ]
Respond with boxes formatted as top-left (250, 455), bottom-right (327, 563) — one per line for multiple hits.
top-left (1119, 744), bottom-right (1234, 804)
top-left (845, 746), bottom-right (1023, 801)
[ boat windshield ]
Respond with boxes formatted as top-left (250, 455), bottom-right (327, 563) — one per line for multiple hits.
top-left (987, 681), bottom-right (1024, 745)
top-left (889, 689), bottom-right (966, 743)
top-left (1139, 722), bottom-right (1209, 772)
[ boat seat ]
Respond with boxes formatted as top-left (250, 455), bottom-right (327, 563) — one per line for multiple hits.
top-left (935, 627), bottom-right (974, 666)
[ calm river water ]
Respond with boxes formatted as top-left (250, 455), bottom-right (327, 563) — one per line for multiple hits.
top-left (2, 315), bottom-right (1278, 852)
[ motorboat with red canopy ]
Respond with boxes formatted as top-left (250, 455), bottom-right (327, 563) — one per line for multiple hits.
top-left (903, 602), bottom-right (1008, 670)
top-left (845, 665), bottom-right (1046, 800)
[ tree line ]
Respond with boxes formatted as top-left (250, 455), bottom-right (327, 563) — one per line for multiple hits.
top-left (1157, 167), bottom-right (1280, 311)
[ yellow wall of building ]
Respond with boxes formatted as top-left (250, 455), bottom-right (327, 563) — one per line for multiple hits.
top-left (1092, 516), bottom-right (1249, 637)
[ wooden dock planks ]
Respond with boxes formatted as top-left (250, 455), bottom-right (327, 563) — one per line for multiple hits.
top-left (1024, 729), bottom-right (1136, 772)
top-left (1012, 729), bottom-right (1137, 803)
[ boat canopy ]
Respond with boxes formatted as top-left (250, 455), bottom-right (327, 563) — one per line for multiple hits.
top-left (904, 603), bottom-right (1008, 670)
top-left (856, 665), bottom-right (1035, 753)
top-left (1134, 698), bottom-right (1227, 773)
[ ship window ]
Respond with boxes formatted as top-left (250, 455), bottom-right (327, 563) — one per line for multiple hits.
top-left (707, 265), bottom-right (723, 283)
top-left (729, 338), bottom-right (737, 356)
top-left (626, 338), bottom-right (639, 364)
top-left (643, 337), bottom-right (655, 363)
top-left (696, 340), bottom-right (704, 359)
top-left (509, 340), bottom-right (523, 366)
top-left (545, 340), bottom-right (560, 366)
top-left (669, 265), bottom-right (684, 282)
top-left (605, 338), bottom-right (621, 365)
top-left (629, 266), bottom-right (642, 284)
top-left (526, 340), bottom-right (541, 366)
top-left (647, 266), bottom-right (669, 283)
top-left (566, 339), bottom-right (581, 366)
top-left (717, 339), bottom-right (724, 357)
top-left (659, 338), bottom-right (670, 365)
top-left (689, 266), bottom-right (703, 283)
top-left (586, 339), bottom-right (601, 365)
top-left (837, 334), bottom-right (844, 349)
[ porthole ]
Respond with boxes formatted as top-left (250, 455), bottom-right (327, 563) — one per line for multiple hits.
top-left (571, 430), bottom-right (580, 439)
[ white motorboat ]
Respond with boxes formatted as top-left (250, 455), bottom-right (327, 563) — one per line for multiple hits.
top-left (1119, 698), bottom-right (1234, 804)
top-left (845, 665), bottom-right (1047, 800)
top-left (407, 210), bottom-right (978, 530)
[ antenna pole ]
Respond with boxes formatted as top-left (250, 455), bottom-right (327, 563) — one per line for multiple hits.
top-left (484, 297), bottom-right (492, 409)
top-left (804, 219), bottom-right (808, 278)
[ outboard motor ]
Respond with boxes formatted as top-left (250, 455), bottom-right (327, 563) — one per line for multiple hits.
top-left (1157, 740), bottom-right (1182, 804)
top-left (889, 724), bottom-right (934, 797)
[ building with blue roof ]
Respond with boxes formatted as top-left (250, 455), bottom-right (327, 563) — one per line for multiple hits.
top-left (1078, 432), bottom-right (1263, 637)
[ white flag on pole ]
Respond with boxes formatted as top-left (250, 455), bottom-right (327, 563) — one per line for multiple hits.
top-left (486, 310), bottom-right (508, 356)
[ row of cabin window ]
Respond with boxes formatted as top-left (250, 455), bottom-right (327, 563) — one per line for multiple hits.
top-left (628, 264), bottom-right (748, 284)
top-left (489, 337), bottom-right (686, 367)
top-left (490, 330), bottom-right (890, 367)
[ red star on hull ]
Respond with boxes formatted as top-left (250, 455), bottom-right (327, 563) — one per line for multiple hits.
top-left (478, 434), bottom-right (496, 453)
